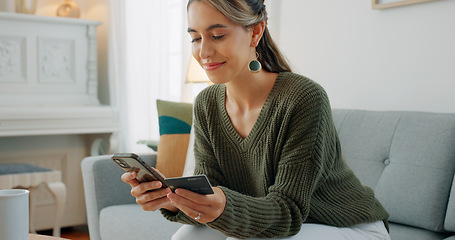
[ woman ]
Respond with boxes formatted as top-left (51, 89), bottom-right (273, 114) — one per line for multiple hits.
top-left (122, 0), bottom-right (391, 239)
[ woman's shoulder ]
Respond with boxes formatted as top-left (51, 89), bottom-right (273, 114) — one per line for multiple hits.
top-left (276, 72), bottom-right (328, 100)
top-left (275, 72), bottom-right (332, 121)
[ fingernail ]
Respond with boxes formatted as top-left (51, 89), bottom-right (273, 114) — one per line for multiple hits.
top-left (155, 182), bottom-right (161, 187)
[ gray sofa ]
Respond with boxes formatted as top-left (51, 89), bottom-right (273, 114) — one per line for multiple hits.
top-left (81, 109), bottom-right (455, 240)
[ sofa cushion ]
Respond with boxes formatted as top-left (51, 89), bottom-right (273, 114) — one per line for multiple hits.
top-left (155, 100), bottom-right (193, 178)
top-left (332, 110), bottom-right (455, 232)
top-left (99, 204), bottom-right (183, 240)
top-left (389, 223), bottom-right (450, 240)
top-left (445, 175), bottom-right (455, 232)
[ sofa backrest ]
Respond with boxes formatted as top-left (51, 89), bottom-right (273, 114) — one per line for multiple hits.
top-left (445, 176), bottom-right (455, 232)
top-left (91, 155), bottom-right (157, 211)
top-left (331, 109), bottom-right (455, 232)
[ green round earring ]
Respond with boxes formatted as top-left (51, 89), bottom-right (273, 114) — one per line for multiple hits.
top-left (248, 52), bottom-right (261, 73)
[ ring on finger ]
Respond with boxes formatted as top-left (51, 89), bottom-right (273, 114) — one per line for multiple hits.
top-left (195, 212), bottom-right (201, 220)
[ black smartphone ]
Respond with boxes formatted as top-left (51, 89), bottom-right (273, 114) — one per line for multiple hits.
top-left (111, 153), bottom-right (168, 187)
top-left (112, 153), bottom-right (214, 195)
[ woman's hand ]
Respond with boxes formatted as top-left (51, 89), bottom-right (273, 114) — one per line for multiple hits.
top-left (167, 187), bottom-right (226, 224)
top-left (121, 171), bottom-right (178, 212)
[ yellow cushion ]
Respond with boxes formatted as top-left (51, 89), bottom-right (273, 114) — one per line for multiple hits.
top-left (156, 134), bottom-right (190, 178)
top-left (155, 100), bottom-right (193, 178)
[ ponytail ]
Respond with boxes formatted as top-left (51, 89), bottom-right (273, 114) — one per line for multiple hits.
top-left (257, 27), bottom-right (292, 73)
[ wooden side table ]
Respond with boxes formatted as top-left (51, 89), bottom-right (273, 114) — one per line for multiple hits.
top-left (0, 164), bottom-right (67, 237)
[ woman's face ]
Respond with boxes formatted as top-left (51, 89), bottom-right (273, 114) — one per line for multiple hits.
top-left (187, 1), bottom-right (254, 84)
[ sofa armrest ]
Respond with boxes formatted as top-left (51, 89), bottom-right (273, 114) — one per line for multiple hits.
top-left (137, 139), bottom-right (159, 151)
top-left (81, 153), bottom-right (157, 240)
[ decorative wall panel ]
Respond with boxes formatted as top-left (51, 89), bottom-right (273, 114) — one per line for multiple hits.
top-left (38, 38), bottom-right (75, 84)
top-left (0, 13), bottom-right (101, 105)
top-left (0, 36), bottom-right (25, 83)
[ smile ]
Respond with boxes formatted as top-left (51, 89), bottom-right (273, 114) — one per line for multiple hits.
top-left (203, 62), bottom-right (225, 71)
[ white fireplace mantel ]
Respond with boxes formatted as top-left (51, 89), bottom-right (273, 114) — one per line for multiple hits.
top-left (0, 12), bottom-right (119, 138)
top-left (0, 106), bottom-right (119, 137)
top-left (0, 12), bottom-right (119, 230)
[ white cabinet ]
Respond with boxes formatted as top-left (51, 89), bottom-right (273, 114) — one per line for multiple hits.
top-left (0, 12), bottom-right (119, 230)
top-left (0, 12), bottom-right (118, 136)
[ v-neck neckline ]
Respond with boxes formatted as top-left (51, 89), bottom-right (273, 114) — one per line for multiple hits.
top-left (217, 72), bottom-right (283, 149)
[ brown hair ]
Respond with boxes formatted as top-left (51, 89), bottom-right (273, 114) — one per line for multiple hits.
top-left (187, 0), bottom-right (292, 73)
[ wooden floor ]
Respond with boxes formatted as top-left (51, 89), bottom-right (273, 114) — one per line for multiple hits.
top-left (37, 225), bottom-right (90, 240)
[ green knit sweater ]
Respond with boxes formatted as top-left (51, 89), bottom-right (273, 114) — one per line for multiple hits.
top-left (161, 72), bottom-right (389, 239)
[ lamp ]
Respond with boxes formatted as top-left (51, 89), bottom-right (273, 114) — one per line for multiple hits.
top-left (186, 56), bottom-right (210, 84)
top-left (56, 0), bottom-right (80, 18)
